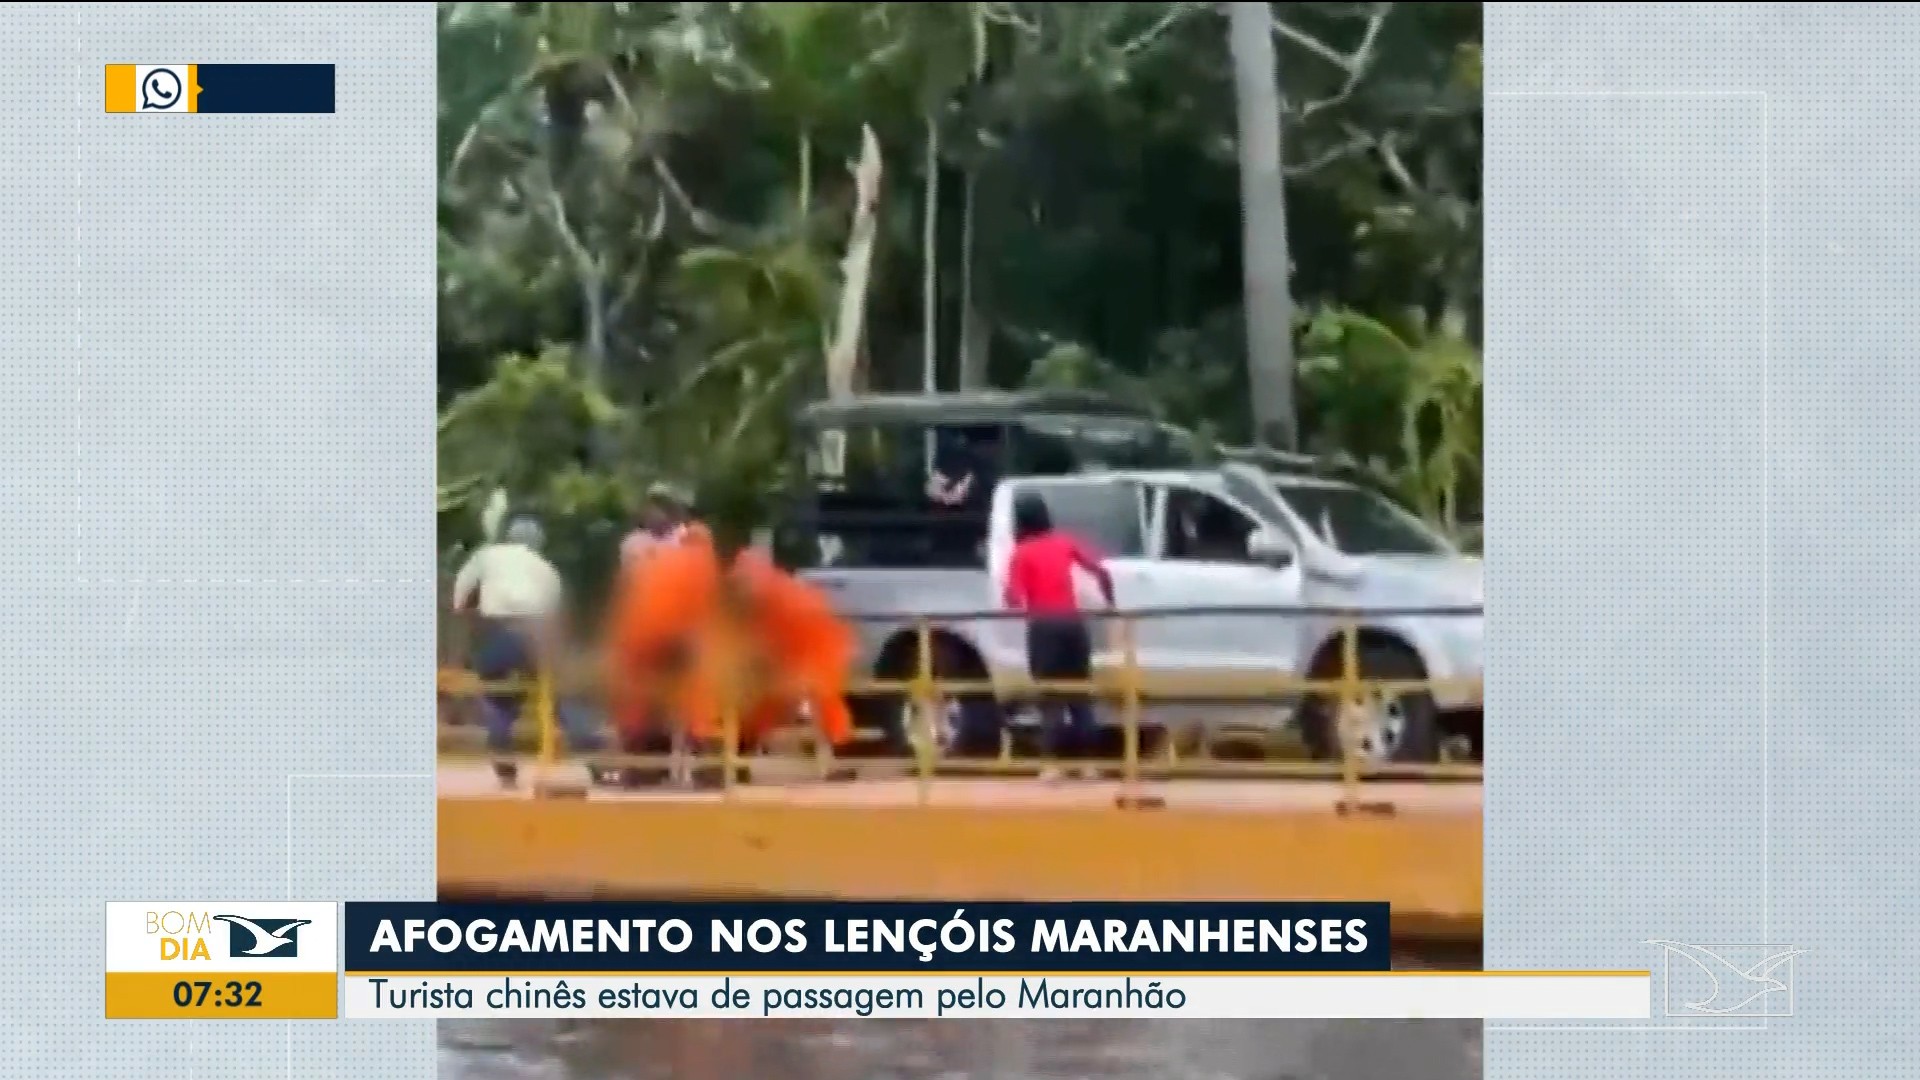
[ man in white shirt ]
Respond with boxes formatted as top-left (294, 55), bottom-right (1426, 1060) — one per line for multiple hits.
top-left (450, 517), bottom-right (603, 787)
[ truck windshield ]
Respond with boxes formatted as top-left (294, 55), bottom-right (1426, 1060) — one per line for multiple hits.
top-left (1273, 481), bottom-right (1451, 556)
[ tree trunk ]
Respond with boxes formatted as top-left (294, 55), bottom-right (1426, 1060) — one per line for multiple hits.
top-left (956, 184), bottom-right (991, 390)
top-left (824, 126), bottom-right (884, 401)
top-left (1227, 0), bottom-right (1297, 450)
top-left (797, 128), bottom-right (811, 221)
top-left (539, 65), bottom-right (604, 384)
top-left (957, 9), bottom-right (991, 390)
top-left (921, 115), bottom-right (940, 397)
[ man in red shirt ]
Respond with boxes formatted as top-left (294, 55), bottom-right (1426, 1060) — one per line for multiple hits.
top-left (1001, 492), bottom-right (1113, 777)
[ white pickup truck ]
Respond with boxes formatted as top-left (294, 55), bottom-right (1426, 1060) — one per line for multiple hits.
top-left (803, 461), bottom-right (1483, 765)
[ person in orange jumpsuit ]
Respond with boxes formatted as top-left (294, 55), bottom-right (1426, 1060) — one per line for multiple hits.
top-left (604, 536), bottom-right (856, 773)
top-left (728, 548), bottom-right (857, 752)
top-left (606, 491), bottom-right (714, 760)
top-left (602, 522), bottom-right (721, 772)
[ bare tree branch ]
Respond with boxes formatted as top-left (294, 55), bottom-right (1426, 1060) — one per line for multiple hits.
top-left (1309, 120), bottom-right (1422, 196)
top-left (978, 2), bottom-right (1041, 37)
top-left (1373, 131), bottom-right (1422, 195)
top-left (1269, 13), bottom-right (1352, 71)
top-left (534, 180), bottom-right (610, 378)
top-left (607, 227), bottom-right (658, 329)
top-left (1284, 130), bottom-right (1373, 178)
top-left (446, 67), bottom-right (551, 183)
top-left (536, 182), bottom-right (598, 289)
top-left (644, 189), bottom-right (668, 243)
top-left (1300, 3), bottom-right (1392, 119)
top-left (1118, 2), bottom-right (1206, 57)
top-left (581, 62), bottom-right (728, 240)
top-left (649, 155), bottom-right (730, 237)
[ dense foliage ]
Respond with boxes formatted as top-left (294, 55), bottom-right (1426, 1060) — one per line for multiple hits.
top-left (437, 1), bottom-right (1483, 584)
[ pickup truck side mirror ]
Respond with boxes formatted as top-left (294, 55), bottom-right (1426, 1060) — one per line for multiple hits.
top-left (1246, 525), bottom-right (1295, 569)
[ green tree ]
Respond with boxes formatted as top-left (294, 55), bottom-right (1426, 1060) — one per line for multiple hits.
top-left (434, 1), bottom-right (1485, 578)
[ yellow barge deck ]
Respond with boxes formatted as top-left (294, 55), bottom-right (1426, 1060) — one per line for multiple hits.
top-left (438, 767), bottom-right (1482, 942)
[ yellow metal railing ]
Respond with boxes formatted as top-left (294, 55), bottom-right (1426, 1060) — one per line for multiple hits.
top-left (438, 604), bottom-right (1483, 814)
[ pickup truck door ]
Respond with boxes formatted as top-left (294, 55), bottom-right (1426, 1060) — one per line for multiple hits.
top-left (988, 475), bottom-right (1154, 670)
top-left (1140, 480), bottom-right (1307, 678)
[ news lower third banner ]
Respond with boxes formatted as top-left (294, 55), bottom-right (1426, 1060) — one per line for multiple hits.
top-left (104, 902), bottom-right (339, 1019)
top-left (106, 901), bottom-right (1654, 1020)
top-left (104, 65), bottom-right (335, 114)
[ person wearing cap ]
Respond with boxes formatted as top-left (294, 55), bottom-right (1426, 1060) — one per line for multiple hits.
top-left (449, 515), bottom-right (603, 788)
top-left (621, 481), bottom-right (710, 569)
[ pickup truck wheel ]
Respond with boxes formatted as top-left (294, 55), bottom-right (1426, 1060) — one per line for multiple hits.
top-left (1299, 642), bottom-right (1441, 765)
top-left (874, 638), bottom-right (1003, 761)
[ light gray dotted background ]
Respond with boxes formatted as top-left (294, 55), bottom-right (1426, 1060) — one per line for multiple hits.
top-left (1489, 2), bottom-right (1919, 1077)
top-left (0, 5), bottom-right (436, 1079)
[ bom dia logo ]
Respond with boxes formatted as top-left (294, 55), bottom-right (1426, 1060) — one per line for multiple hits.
top-left (146, 908), bottom-right (311, 962)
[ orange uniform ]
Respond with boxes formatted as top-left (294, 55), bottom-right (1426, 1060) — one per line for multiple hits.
top-left (604, 531), bottom-right (723, 746)
top-left (605, 539), bottom-right (856, 751)
top-left (731, 551), bottom-right (857, 749)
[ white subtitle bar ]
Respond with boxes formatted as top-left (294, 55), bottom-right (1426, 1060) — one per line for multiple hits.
top-left (344, 973), bottom-right (1651, 1020)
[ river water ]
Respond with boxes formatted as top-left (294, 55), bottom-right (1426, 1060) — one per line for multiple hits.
top-left (439, 954), bottom-right (1481, 1080)
top-left (439, 1015), bottom-right (1481, 1080)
